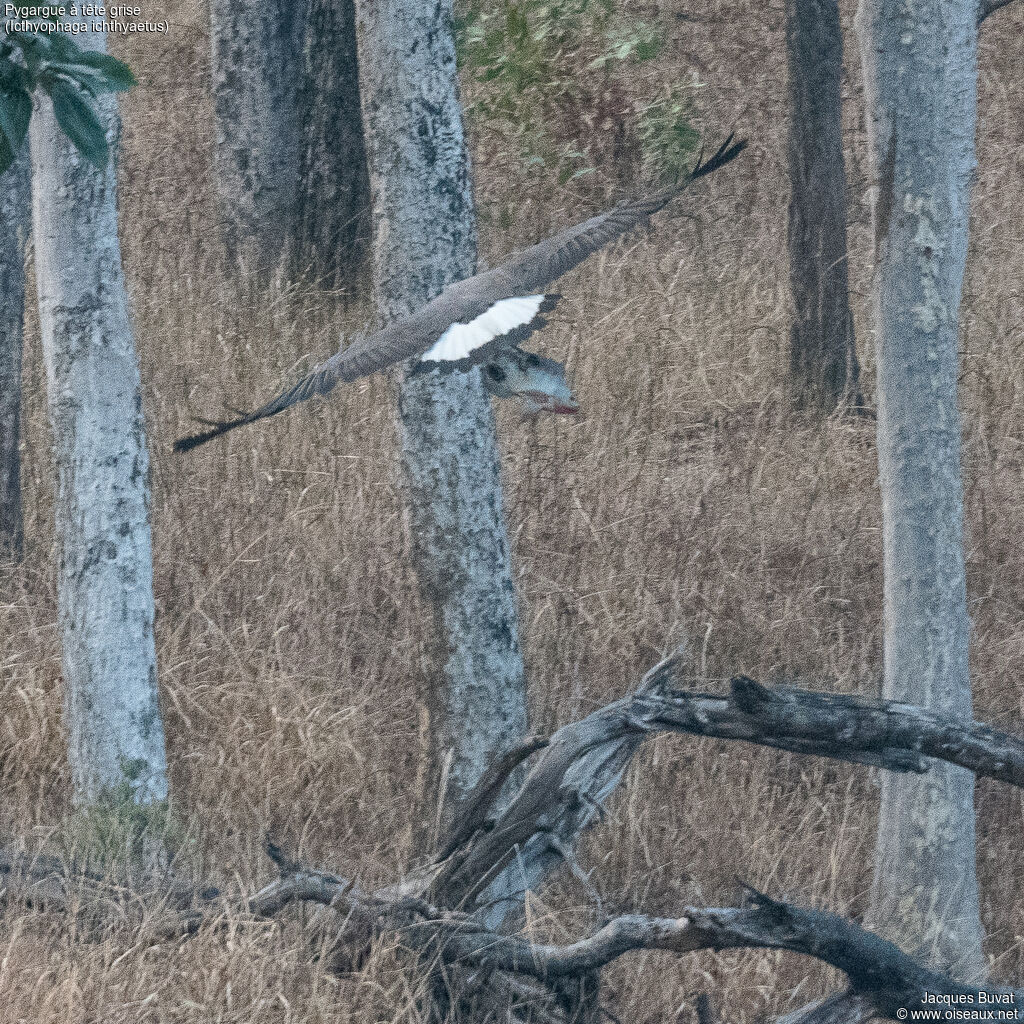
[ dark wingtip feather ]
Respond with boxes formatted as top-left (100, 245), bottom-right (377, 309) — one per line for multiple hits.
top-left (172, 415), bottom-right (249, 453)
top-left (689, 133), bottom-right (748, 182)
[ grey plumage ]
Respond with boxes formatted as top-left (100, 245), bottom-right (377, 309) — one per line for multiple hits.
top-left (174, 135), bottom-right (745, 453)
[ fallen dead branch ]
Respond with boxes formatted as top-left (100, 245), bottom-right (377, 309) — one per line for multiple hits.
top-left (13, 838), bottom-right (1018, 1022)
top-left (421, 656), bottom-right (1024, 921)
top-left (5, 656), bottom-right (1024, 1021)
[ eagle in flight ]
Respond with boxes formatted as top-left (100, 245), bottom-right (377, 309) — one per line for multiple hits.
top-left (174, 135), bottom-right (746, 453)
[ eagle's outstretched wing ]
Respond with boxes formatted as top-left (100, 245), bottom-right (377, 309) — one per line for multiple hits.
top-left (479, 134), bottom-right (747, 297)
top-left (327, 135), bottom-right (747, 377)
top-left (175, 135), bottom-right (746, 452)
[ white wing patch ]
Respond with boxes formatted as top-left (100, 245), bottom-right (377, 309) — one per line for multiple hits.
top-left (420, 295), bottom-right (547, 364)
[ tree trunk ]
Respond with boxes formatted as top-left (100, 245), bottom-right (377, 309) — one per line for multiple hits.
top-left (290, 0), bottom-right (369, 288)
top-left (29, 21), bottom-right (169, 806)
top-left (353, 0), bottom-right (527, 827)
top-left (209, 0), bottom-right (369, 287)
top-left (855, 0), bottom-right (983, 979)
top-left (208, 0), bottom-right (305, 279)
top-left (785, 0), bottom-right (860, 412)
top-left (0, 148), bottom-right (29, 560)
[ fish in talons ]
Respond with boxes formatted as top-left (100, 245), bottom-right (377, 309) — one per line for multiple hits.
top-left (481, 349), bottom-right (580, 417)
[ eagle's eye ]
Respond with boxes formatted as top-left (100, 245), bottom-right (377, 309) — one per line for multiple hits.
top-left (486, 363), bottom-right (507, 382)
top-left (524, 353), bottom-right (541, 368)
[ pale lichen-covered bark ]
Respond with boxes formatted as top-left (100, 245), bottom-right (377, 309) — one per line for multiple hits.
top-left (208, 0), bottom-right (305, 279)
top-left (785, 0), bottom-right (860, 412)
top-left (29, 20), bottom-right (169, 805)
top-left (353, 0), bottom-right (527, 821)
top-left (0, 148), bottom-right (30, 560)
top-left (855, 0), bottom-right (983, 978)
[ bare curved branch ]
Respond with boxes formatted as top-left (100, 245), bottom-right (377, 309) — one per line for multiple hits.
top-left (424, 657), bottom-right (1024, 919)
top-left (222, 863), bottom-right (1024, 1022)
top-left (6, 659), bottom-right (1024, 1022)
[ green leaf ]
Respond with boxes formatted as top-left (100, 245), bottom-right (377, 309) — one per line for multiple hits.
top-left (59, 68), bottom-right (101, 101)
top-left (47, 79), bottom-right (109, 167)
top-left (0, 85), bottom-right (32, 153)
top-left (63, 50), bottom-right (137, 92)
top-left (0, 58), bottom-right (32, 93)
top-left (45, 32), bottom-right (79, 62)
top-left (11, 32), bottom-right (45, 75)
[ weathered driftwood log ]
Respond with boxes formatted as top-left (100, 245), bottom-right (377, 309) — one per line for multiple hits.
top-left (5, 656), bottom-right (1024, 1020)
top-left (10, 841), bottom-right (1017, 1022)
top-left (418, 655), bottom-right (1024, 924)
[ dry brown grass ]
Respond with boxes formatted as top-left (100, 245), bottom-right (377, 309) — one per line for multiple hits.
top-left (3, 0), bottom-right (1024, 1020)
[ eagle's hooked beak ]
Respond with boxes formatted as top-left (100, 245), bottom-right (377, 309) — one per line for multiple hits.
top-left (482, 348), bottom-right (580, 416)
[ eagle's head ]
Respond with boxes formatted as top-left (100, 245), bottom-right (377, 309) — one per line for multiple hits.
top-left (481, 348), bottom-right (579, 415)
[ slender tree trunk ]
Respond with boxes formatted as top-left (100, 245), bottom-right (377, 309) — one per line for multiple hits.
top-left (209, 0), bottom-right (369, 286)
top-left (785, 0), bottom-right (860, 412)
top-left (0, 148), bottom-right (30, 560)
top-left (290, 0), bottom-right (369, 288)
top-left (855, 0), bottom-right (983, 978)
top-left (208, 0), bottom-right (305, 279)
top-left (353, 0), bottom-right (527, 826)
top-left (29, 20), bottom-right (169, 806)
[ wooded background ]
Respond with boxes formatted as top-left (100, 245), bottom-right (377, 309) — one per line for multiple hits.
top-left (2, 0), bottom-right (1023, 1019)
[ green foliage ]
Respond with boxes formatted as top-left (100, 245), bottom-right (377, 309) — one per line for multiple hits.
top-left (0, 19), bottom-right (137, 174)
top-left (49, 78), bottom-right (109, 166)
top-left (592, 20), bottom-right (663, 66)
top-left (455, 0), bottom-right (696, 187)
top-left (637, 85), bottom-right (701, 184)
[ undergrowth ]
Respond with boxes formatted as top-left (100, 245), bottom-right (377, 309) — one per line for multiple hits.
top-left (456, 0), bottom-right (701, 186)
